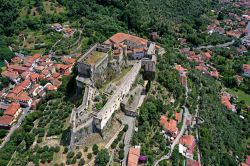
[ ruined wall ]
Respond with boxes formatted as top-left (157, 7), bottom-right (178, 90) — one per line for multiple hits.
top-left (93, 62), bottom-right (141, 130)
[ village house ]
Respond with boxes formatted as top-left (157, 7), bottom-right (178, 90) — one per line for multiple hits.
top-left (0, 115), bottom-right (15, 129)
top-left (160, 115), bottom-right (178, 140)
top-left (221, 95), bottom-right (236, 112)
top-left (127, 146), bottom-right (141, 166)
top-left (1, 70), bottom-right (20, 83)
top-left (186, 159), bottom-right (200, 166)
top-left (51, 23), bottom-right (63, 32)
top-left (4, 102), bottom-right (22, 121)
top-left (179, 135), bottom-right (196, 159)
top-left (175, 64), bottom-right (188, 87)
top-left (242, 64), bottom-right (250, 77)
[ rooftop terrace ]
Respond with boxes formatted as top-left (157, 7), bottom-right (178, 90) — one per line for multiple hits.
top-left (84, 51), bottom-right (106, 65)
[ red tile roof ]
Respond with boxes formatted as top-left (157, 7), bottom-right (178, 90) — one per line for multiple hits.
top-left (160, 115), bottom-right (178, 134)
top-left (52, 72), bottom-right (60, 78)
top-left (0, 115), bottom-right (14, 126)
top-left (128, 147), bottom-right (140, 166)
top-left (1, 70), bottom-right (19, 80)
top-left (11, 56), bottom-right (22, 64)
top-left (9, 65), bottom-right (29, 74)
top-left (4, 102), bottom-right (20, 116)
top-left (15, 91), bottom-right (31, 101)
top-left (243, 64), bottom-right (250, 73)
top-left (221, 96), bottom-right (232, 110)
top-left (29, 73), bottom-right (39, 82)
top-left (186, 159), bottom-right (199, 166)
top-left (175, 112), bottom-right (181, 121)
top-left (246, 156), bottom-right (250, 165)
top-left (179, 135), bottom-right (195, 149)
top-left (105, 33), bottom-right (148, 46)
top-left (62, 57), bottom-right (76, 64)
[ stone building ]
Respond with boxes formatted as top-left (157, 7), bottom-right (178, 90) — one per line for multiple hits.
top-left (76, 44), bottom-right (110, 89)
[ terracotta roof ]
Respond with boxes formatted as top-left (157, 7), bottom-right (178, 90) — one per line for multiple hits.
top-left (105, 33), bottom-right (148, 46)
top-left (243, 64), bottom-right (250, 73)
top-left (4, 102), bottom-right (20, 116)
top-left (186, 159), bottom-right (199, 166)
top-left (175, 112), bottom-right (181, 121)
top-left (61, 57), bottom-right (76, 64)
top-left (201, 52), bottom-right (212, 60)
top-left (29, 73), bottom-right (39, 82)
top-left (128, 147), bottom-right (140, 166)
top-left (179, 135), bottom-right (195, 148)
top-left (10, 85), bottom-right (23, 95)
top-left (246, 156), bottom-right (250, 165)
top-left (15, 91), bottom-right (31, 101)
top-left (45, 83), bottom-right (57, 91)
top-left (221, 96), bottom-right (232, 110)
top-left (9, 65), bottom-right (29, 74)
top-left (0, 115), bottom-right (14, 126)
top-left (175, 65), bottom-right (187, 73)
top-left (165, 119), bottom-right (178, 133)
top-left (52, 72), bottom-right (60, 78)
top-left (35, 66), bottom-right (45, 71)
top-left (21, 71), bottom-right (31, 79)
top-left (160, 115), bottom-right (168, 126)
top-left (56, 64), bottom-right (69, 70)
top-left (1, 70), bottom-right (19, 80)
top-left (6, 92), bottom-right (16, 100)
top-left (11, 56), bottom-right (22, 64)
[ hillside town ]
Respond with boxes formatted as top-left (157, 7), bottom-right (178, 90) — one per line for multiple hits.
top-left (0, 0), bottom-right (249, 166)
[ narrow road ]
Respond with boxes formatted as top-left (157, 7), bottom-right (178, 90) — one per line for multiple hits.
top-left (0, 107), bottom-right (31, 148)
top-left (122, 91), bottom-right (146, 166)
top-left (195, 39), bottom-right (235, 50)
top-left (154, 84), bottom-right (190, 166)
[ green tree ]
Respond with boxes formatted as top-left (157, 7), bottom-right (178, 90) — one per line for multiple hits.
top-left (95, 149), bottom-right (110, 166)
top-left (92, 144), bottom-right (99, 155)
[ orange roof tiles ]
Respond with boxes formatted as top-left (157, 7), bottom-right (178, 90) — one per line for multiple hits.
top-left (105, 33), bottom-right (148, 46)
top-left (4, 102), bottom-right (20, 116)
top-left (186, 159), bottom-right (199, 166)
top-left (128, 147), bottom-right (140, 166)
top-left (62, 57), bottom-right (76, 64)
top-left (0, 115), bottom-right (14, 126)
top-left (15, 91), bottom-right (31, 101)
top-left (175, 112), bottom-right (181, 121)
top-left (29, 73), bottom-right (39, 82)
top-left (11, 56), bottom-right (22, 64)
top-left (52, 72), bottom-right (60, 78)
top-left (221, 96), bottom-right (232, 110)
top-left (1, 70), bottom-right (19, 80)
top-left (160, 115), bottom-right (178, 133)
top-left (179, 135), bottom-right (195, 148)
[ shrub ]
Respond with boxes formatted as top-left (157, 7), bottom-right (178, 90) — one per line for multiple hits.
top-left (84, 147), bottom-right (88, 152)
top-left (92, 144), bottom-right (99, 155)
top-left (67, 151), bottom-right (75, 159)
top-left (123, 125), bottom-right (128, 132)
top-left (87, 153), bottom-right (92, 159)
top-left (63, 147), bottom-right (68, 154)
top-left (76, 152), bottom-right (82, 159)
top-left (78, 158), bottom-right (85, 166)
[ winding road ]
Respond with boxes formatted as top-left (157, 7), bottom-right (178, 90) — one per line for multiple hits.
top-left (154, 84), bottom-right (190, 166)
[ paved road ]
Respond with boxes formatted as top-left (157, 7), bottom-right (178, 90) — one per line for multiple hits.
top-left (122, 91), bottom-right (146, 166)
top-left (0, 107), bottom-right (31, 148)
top-left (195, 40), bottom-right (235, 50)
top-left (154, 84), bottom-right (190, 166)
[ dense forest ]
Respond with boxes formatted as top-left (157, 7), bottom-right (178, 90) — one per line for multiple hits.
top-left (1, 0), bottom-right (249, 165)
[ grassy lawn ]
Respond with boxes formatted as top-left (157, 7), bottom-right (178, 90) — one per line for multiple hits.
top-left (228, 88), bottom-right (250, 105)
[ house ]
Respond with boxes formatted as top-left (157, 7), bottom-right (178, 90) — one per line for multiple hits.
top-left (186, 159), bottom-right (199, 166)
top-left (234, 75), bottom-right (244, 85)
top-left (55, 64), bottom-right (69, 75)
top-left (1, 70), bottom-right (20, 83)
top-left (51, 23), bottom-right (63, 32)
top-left (160, 115), bottom-right (178, 139)
top-left (29, 84), bottom-right (43, 97)
top-left (237, 45), bottom-right (248, 55)
top-left (15, 91), bottom-right (32, 107)
top-left (29, 73), bottom-right (39, 83)
top-left (61, 57), bottom-right (76, 65)
top-left (242, 64), bottom-right (250, 77)
top-left (179, 135), bottom-right (196, 158)
top-left (0, 115), bottom-right (14, 129)
top-left (175, 112), bottom-right (181, 122)
top-left (44, 83), bottom-right (57, 91)
top-left (127, 146), bottom-right (140, 166)
top-left (201, 52), bottom-right (212, 61)
top-left (221, 95), bottom-right (236, 112)
top-left (4, 102), bottom-right (22, 120)
top-left (11, 56), bottom-right (22, 64)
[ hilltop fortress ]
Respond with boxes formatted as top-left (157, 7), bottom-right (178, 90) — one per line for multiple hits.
top-left (70, 33), bottom-right (165, 146)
